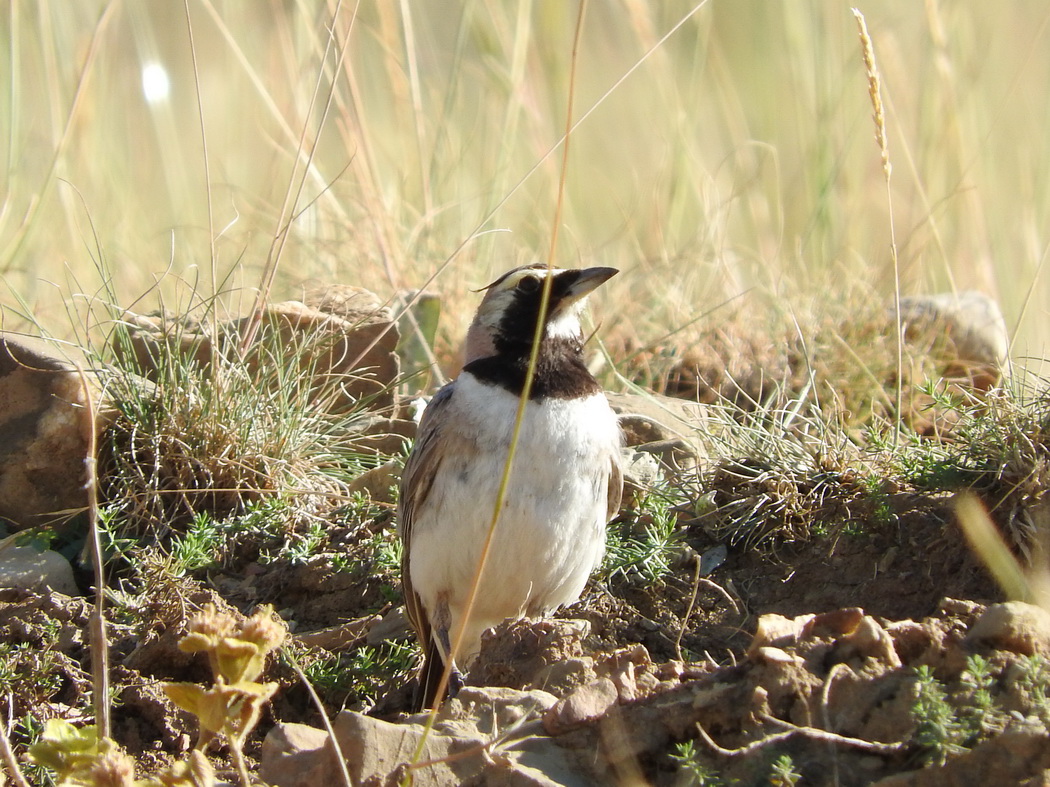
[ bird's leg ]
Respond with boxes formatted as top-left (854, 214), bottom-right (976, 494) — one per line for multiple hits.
top-left (434, 598), bottom-right (464, 698)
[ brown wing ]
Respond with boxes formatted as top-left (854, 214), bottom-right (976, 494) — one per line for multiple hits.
top-left (398, 384), bottom-right (456, 644)
top-left (606, 417), bottom-right (624, 521)
top-left (606, 451), bottom-right (624, 522)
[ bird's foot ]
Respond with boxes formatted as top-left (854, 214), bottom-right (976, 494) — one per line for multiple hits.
top-left (448, 665), bottom-right (464, 698)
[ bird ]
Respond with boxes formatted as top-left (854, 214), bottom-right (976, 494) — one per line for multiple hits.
top-left (397, 263), bottom-right (624, 710)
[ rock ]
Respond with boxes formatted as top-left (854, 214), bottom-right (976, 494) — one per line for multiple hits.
top-left (0, 333), bottom-right (107, 529)
top-left (897, 291), bottom-right (1009, 377)
top-left (0, 543), bottom-right (78, 595)
top-left (621, 449), bottom-right (661, 500)
top-left (438, 686), bottom-right (559, 734)
top-left (965, 601), bottom-right (1050, 656)
top-left (530, 657), bottom-right (597, 697)
top-left (351, 416), bottom-right (417, 457)
top-left (239, 297), bottom-right (400, 415)
top-left (345, 459), bottom-right (401, 502)
top-left (118, 283), bottom-right (401, 418)
top-left (842, 615), bottom-right (902, 668)
top-left (749, 608), bottom-right (901, 668)
top-left (607, 390), bottom-right (717, 466)
top-left (292, 614), bottom-right (381, 650)
top-left (871, 728), bottom-right (1050, 787)
top-left (261, 688), bottom-right (591, 787)
top-left (116, 311), bottom-right (212, 375)
top-left (365, 605), bottom-right (412, 645)
top-left (265, 711), bottom-right (482, 786)
top-left (258, 722), bottom-right (347, 787)
top-left (747, 612), bottom-right (814, 657)
top-left (543, 678), bottom-right (619, 735)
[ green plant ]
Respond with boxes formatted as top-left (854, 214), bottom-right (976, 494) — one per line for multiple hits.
top-left (912, 665), bottom-right (967, 766)
top-left (602, 490), bottom-right (687, 583)
top-left (1015, 655), bottom-right (1050, 729)
top-left (169, 511), bottom-right (224, 575)
top-left (768, 753), bottom-right (802, 786)
top-left (281, 519), bottom-right (329, 565)
top-left (958, 654), bottom-right (997, 737)
top-left (669, 740), bottom-right (723, 786)
top-left (348, 642), bottom-right (417, 706)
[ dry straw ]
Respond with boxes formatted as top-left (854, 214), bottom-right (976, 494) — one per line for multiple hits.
top-left (853, 7), bottom-right (902, 443)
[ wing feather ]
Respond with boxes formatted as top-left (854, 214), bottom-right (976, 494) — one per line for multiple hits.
top-left (398, 383), bottom-right (457, 644)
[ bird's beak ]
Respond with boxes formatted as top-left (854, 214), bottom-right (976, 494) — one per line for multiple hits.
top-left (561, 267), bottom-right (618, 303)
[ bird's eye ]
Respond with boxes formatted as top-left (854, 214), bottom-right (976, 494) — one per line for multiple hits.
top-left (516, 276), bottom-right (541, 294)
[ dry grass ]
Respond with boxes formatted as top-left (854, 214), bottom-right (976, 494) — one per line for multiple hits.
top-left (3, 2), bottom-right (1050, 379)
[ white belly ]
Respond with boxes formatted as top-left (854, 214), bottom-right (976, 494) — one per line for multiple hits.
top-left (408, 372), bottom-right (620, 659)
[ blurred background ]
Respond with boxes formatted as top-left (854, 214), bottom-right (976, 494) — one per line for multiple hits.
top-left (3, 1), bottom-right (1049, 377)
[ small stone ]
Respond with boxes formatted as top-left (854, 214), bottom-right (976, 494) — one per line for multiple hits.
top-left (747, 612), bottom-right (814, 656)
top-left (530, 657), bottom-right (596, 697)
top-left (345, 459), bottom-right (400, 502)
top-left (844, 616), bottom-right (902, 668)
top-left (607, 391), bottom-right (717, 462)
top-left (965, 601), bottom-right (1050, 656)
top-left (543, 678), bottom-right (619, 735)
top-left (751, 646), bottom-right (803, 665)
top-left (898, 291), bottom-right (1009, 370)
top-left (0, 544), bottom-right (78, 595)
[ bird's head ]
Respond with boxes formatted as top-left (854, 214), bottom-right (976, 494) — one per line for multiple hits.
top-left (464, 264), bottom-right (618, 362)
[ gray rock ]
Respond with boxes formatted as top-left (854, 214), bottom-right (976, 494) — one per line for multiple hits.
top-left (260, 687), bottom-right (595, 786)
top-left (543, 678), bottom-right (618, 735)
top-left (897, 291), bottom-right (1010, 376)
top-left (607, 390), bottom-right (718, 466)
top-left (0, 543), bottom-right (78, 595)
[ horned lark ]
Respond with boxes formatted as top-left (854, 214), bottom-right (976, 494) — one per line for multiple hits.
top-left (398, 264), bottom-right (623, 710)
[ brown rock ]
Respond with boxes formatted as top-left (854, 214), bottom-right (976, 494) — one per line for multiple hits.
top-left (469, 618), bottom-right (591, 692)
top-left (747, 612), bottom-right (814, 657)
top-left (872, 728), bottom-right (1050, 787)
top-left (846, 615), bottom-right (902, 667)
top-left (262, 712), bottom-right (483, 786)
top-left (0, 333), bottom-right (106, 529)
top-left (439, 686), bottom-right (559, 734)
top-left (118, 283), bottom-right (401, 418)
top-left (238, 297), bottom-right (400, 415)
top-left (965, 601), bottom-right (1050, 656)
top-left (543, 677), bottom-right (619, 735)
top-left (345, 459), bottom-right (401, 502)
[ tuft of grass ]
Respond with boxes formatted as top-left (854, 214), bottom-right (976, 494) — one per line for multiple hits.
top-left (294, 640), bottom-right (417, 710)
top-left (602, 488), bottom-right (689, 583)
top-left (98, 307), bottom-right (382, 542)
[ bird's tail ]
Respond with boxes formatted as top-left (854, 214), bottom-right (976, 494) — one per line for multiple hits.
top-left (413, 637), bottom-right (447, 711)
